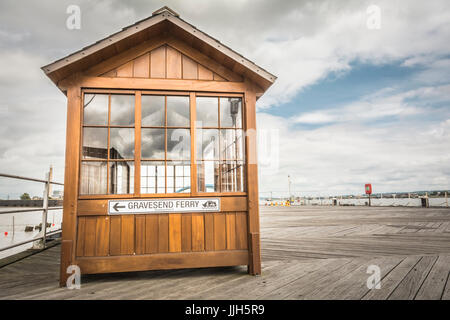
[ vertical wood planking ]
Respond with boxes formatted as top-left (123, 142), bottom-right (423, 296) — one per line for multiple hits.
top-left (133, 53), bottom-right (149, 78)
top-left (198, 65), bottom-right (213, 80)
top-left (191, 213), bottom-right (204, 251)
top-left (135, 215), bottom-right (146, 255)
top-left (84, 217), bottom-right (97, 257)
top-left (120, 215), bottom-right (135, 255)
top-left (213, 73), bottom-right (225, 81)
top-left (109, 215), bottom-right (121, 255)
top-left (145, 215), bottom-right (158, 253)
top-left (102, 69), bottom-right (117, 77)
top-left (150, 46), bottom-right (166, 78)
top-left (182, 55), bottom-right (198, 79)
top-left (76, 217), bottom-right (86, 257)
top-left (169, 214), bottom-right (182, 252)
top-left (95, 216), bottom-right (110, 256)
top-left (116, 61), bottom-right (133, 77)
top-left (204, 213), bottom-right (214, 251)
top-left (158, 214), bottom-right (169, 252)
top-left (235, 212), bottom-right (248, 250)
top-left (181, 213), bottom-right (192, 252)
top-left (166, 46), bottom-right (182, 79)
top-left (214, 213), bottom-right (226, 251)
top-left (226, 213), bottom-right (237, 250)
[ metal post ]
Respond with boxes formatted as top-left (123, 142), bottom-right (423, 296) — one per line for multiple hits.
top-left (446, 191), bottom-right (448, 207)
top-left (41, 170), bottom-right (51, 248)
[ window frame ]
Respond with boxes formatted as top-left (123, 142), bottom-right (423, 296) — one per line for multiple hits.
top-left (78, 89), bottom-right (246, 199)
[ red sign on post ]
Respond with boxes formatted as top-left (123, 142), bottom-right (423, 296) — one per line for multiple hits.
top-left (365, 184), bottom-right (372, 195)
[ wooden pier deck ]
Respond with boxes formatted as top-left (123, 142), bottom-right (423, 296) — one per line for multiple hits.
top-left (1, 206), bottom-right (449, 300)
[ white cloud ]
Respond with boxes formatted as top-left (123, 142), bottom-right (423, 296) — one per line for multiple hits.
top-left (293, 85), bottom-right (450, 125)
top-left (258, 87), bottom-right (450, 196)
top-left (0, 0), bottom-right (449, 198)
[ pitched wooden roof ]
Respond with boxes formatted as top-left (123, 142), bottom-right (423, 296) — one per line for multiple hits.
top-left (42, 6), bottom-right (276, 93)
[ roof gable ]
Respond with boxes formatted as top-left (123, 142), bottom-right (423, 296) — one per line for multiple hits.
top-left (42, 7), bottom-right (276, 93)
top-left (86, 42), bottom-right (238, 82)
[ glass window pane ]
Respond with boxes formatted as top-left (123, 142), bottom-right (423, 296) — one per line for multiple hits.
top-left (141, 128), bottom-right (165, 159)
top-left (196, 97), bottom-right (218, 127)
top-left (80, 161), bottom-right (107, 195)
top-left (196, 129), bottom-right (219, 160)
top-left (167, 96), bottom-right (189, 127)
top-left (110, 128), bottom-right (134, 159)
top-left (109, 161), bottom-right (134, 194)
top-left (82, 128), bottom-right (108, 159)
top-left (141, 161), bottom-right (165, 194)
top-left (220, 97), bottom-right (242, 128)
top-left (220, 161), bottom-right (244, 192)
top-left (197, 161), bottom-right (219, 192)
top-left (83, 94), bottom-right (108, 125)
top-left (110, 94), bottom-right (135, 126)
top-left (220, 129), bottom-right (243, 161)
top-left (167, 161), bottom-right (190, 193)
top-left (142, 95), bottom-right (165, 126)
top-left (167, 128), bottom-right (190, 160)
top-left (236, 161), bottom-right (245, 192)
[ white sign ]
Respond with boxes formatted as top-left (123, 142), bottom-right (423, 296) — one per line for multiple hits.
top-left (108, 198), bottom-right (220, 214)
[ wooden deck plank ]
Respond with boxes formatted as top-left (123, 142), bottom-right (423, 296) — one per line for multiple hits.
top-left (388, 255), bottom-right (438, 300)
top-left (1, 206), bottom-right (450, 300)
top-left (415, 255), bottom-right (450, 300)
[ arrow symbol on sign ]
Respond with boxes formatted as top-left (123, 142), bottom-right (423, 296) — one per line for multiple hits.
top-left (113, 203), bottom-right (126, 212)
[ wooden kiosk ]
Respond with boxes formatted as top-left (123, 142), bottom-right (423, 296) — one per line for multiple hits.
top-left (42, 7), bottom-right (276, 286)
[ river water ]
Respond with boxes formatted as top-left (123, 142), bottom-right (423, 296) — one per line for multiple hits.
top-left (0, 207), bottom-right (62, 259)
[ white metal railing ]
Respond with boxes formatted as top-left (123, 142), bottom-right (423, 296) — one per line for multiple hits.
top-left (0, 171), bottom-right (63, 253)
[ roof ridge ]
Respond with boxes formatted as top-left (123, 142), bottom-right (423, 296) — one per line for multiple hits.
top-left (152, 6), bottom-right (180, 17)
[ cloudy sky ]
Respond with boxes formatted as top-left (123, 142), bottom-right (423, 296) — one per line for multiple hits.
top-left (0, 0), bottom-right (449, 198)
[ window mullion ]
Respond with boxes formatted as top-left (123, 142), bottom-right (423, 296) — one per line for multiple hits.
top-left (135, 91), bottom-right (141, 196)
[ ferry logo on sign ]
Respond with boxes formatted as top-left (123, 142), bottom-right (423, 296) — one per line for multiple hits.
top-left (108, 198), bottom-right (220, 215)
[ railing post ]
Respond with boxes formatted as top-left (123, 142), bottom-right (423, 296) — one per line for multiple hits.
top-left (41, 170), bottom-right (51, 248)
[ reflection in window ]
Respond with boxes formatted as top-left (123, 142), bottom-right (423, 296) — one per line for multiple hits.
top-left (220, 129), bottom-right (243, 160)
top-left (142, 95), bottom-right (165, 126)
top-left (141, 95), bottom-right (191, 194)
top-left (110, 128), bottom-right (134, 159)
top-left (220, 98), bottom-right (242, 128)
top-left (167, 128), bottom-right (190, 160)
top-left (141, 161), bottom-right (165, 194)
top-left (109, 161), bottom-right (134, 194)
top-left (167, 161), bottom-right (190, 193)
top-left (80, 162), bottom-right (107, 195)
top-left (110, 95), bottom-right (135, 126)
top-left (167, 96), bottom-right (189, 127)
top-left (83, 94), bottom-right (108, 125)
top-left (141, 128), bottom-right (165, 159)
top-left (196, 129), bottom-right (219, 160)
top-left (196, 96), bottom-right (244, 193)
top-left (197, 161), bottom-right (219, 192)
top-left (220, 161), bottom-right (244, 192)
top-left (82, 128), bottom-right (108, 159)
top-left (81, 92), bottom-right (135, 195)
top-left (196, 97), bottom-right (218, 127)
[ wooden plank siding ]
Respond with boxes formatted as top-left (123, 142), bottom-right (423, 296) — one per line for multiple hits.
top-left (75, 212), bottom-right (247, 258)
top-left (98, 44), bottom-right (228, 82)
